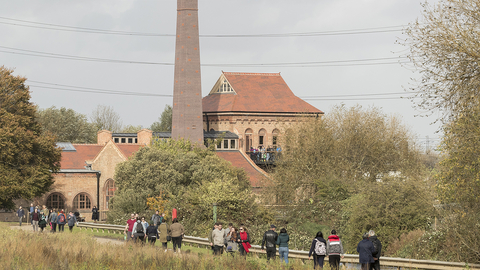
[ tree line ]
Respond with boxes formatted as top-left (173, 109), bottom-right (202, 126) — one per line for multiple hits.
top-left (36, 104), bottom-right (173, 143)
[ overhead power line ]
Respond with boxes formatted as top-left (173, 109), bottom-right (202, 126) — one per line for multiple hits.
top-left (28, 80), bottom-right (173, 97)
top-left (0, 16), bottom-right (405, 37)
top-left (0, 45), bottom-right (409, 67)
top-left (27, 79), bottom-right (415, 100)
top-left (300, 92), bottom-right (408, 98)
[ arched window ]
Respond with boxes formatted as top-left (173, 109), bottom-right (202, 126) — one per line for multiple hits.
top-left (73, 193), bottom-right (92, 210)
top-left (105, 179), bottom-right (116, 209)
top-left (46, 193), bottom-right (65, 210)
top-left (258, 129), bottom-right (267, 146)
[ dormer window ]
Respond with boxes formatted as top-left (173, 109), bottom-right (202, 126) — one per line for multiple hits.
top-left (216, 79), bottom-right (233, 93)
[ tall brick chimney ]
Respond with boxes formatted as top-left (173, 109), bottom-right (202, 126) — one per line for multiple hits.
top-left (171, 0), bottom-right (204, 144)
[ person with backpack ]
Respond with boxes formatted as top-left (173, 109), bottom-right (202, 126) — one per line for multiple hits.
top-left (326, 229), bottom-right (344, 270)
top-left (132, 217), bottom-right (146, 244)
top-left (357, 232), bottom-right (375, 270)
top-left (308, 231), bottom-right (327, 269)
top-left (38, 212), bottom-right (47, 232)
top-left (146, 221), bottom-right (159, 246)
top-left (56, 210), bottom-right (67, 232)
top-left (151, 210), bottom-right (161, 226)
top-left (67, 211), bottom-right (77, 232)
top-left (368, 230), bottom-right (382, 270)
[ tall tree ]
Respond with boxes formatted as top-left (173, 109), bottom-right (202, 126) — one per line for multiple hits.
top-left (121, 124), bottom-right (142, 133)
top-left (267, 105), bottom-right (429, 252)
top-left (404, 0), bottom-right (480, 121)
top-left (90, 105), bottom-right (122, 132)
top-left (37, 106), bottom-right (97, 143)
top-left (108, 139), bottom-right (272, 235)
top-left (0, 66), bottom-right (61, 209)
top-left (405, 0), bottom-right (480, 262)
top-left (150, 105), bottom-right (172, 132)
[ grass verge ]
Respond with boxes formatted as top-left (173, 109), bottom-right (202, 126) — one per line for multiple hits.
top-left (2, 223), bottom-right (342, 269)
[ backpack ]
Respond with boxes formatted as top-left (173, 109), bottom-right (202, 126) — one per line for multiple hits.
top-left (314, 239), bottom-right (326, 255)
top-left (372, 239), bottom-right (380, 256)
top-left (136, 222), bottom-right (144, 233)
top-left (58, 214), bottom-right (65, 223)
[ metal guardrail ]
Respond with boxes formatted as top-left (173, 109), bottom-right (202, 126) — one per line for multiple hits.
top-left (77, 222), bottom-right (480, 270)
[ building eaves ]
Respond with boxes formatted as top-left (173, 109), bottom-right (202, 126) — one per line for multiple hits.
top-left (57, 169), bottom-right (100, 173)
top-left (112, 133), bottom-right (137, 137)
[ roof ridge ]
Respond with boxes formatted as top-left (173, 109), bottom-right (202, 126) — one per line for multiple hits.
top-left (223, 72), bottom-right (280, 76)
top-left (71, 144), bottom-right (102, 146)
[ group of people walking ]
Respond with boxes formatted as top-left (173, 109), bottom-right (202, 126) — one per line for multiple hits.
top-left (123, 211), bottom-right (185, 253)
top-left (305, 230), bottom-right (345, 270)
top-left (206, 223), bottom-right (349, 270)
top-left (208, 222), bottom-right (252, 257)
top-left (18, 204), bottom-right (381, 268)
top-left (16, 204), bottom-right (78, 233)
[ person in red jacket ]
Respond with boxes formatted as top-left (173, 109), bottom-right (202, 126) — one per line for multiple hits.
top-left (326, 230), bottom-right (344, 270)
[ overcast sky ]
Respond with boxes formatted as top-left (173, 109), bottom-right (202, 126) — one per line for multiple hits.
top-left (1, 0), bottom-right (441, 151)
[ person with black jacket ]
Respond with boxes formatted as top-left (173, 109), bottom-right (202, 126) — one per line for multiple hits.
top-left (91, 206), bottom-right (99, 222)
top-left (357, 232), bottom-right (375, 270)
top-left (261, 224), bottom-right (278, 261)
top-left (368, 230), bottom-right (382, 270)
top-left (146, 221), bottom-right (159, 245)
top-left (309, 231), bottom-right (327, 269)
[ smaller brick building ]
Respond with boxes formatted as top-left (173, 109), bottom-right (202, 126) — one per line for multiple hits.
top-left (34, 140), bottom-right (143, 220)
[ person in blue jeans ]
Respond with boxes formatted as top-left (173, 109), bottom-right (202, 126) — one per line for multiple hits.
top-left (276, 228), bottom-right (290, 264)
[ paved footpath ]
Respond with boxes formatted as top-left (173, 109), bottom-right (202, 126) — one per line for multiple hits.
top-left (10, 225), bottom-right (124, 245)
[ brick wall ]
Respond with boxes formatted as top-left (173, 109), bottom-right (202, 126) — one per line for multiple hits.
top-left (97, 130), bottom-right (112, 145)
top-left (37, 172), bottom-right (98, 220)
top-left (204, 114), bottom-right (305, 152)
top-left (137, 129), bottom-right (153, 145)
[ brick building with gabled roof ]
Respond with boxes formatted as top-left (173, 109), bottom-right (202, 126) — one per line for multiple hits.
top-left (203, 72), bottom-right (323, 152)
top-left (31, 140), bottom-right (144, 221)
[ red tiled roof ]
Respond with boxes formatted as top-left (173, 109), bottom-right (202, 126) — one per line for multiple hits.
top-left (215, 150), bottom-right (268, 187)
top-left (203, 72), bottom-right (323, 114)
top-left (60, 144), bottom-right (104, 170)
top-left (60, 144), bottom-right (143, 170)
top-left (117, 144), bottom-right (143, 159)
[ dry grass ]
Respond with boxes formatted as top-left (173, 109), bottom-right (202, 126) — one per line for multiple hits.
top-left (1, 223), bottom-right (333, 270)
top-left (387, 229), bottom-right (425, 257)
